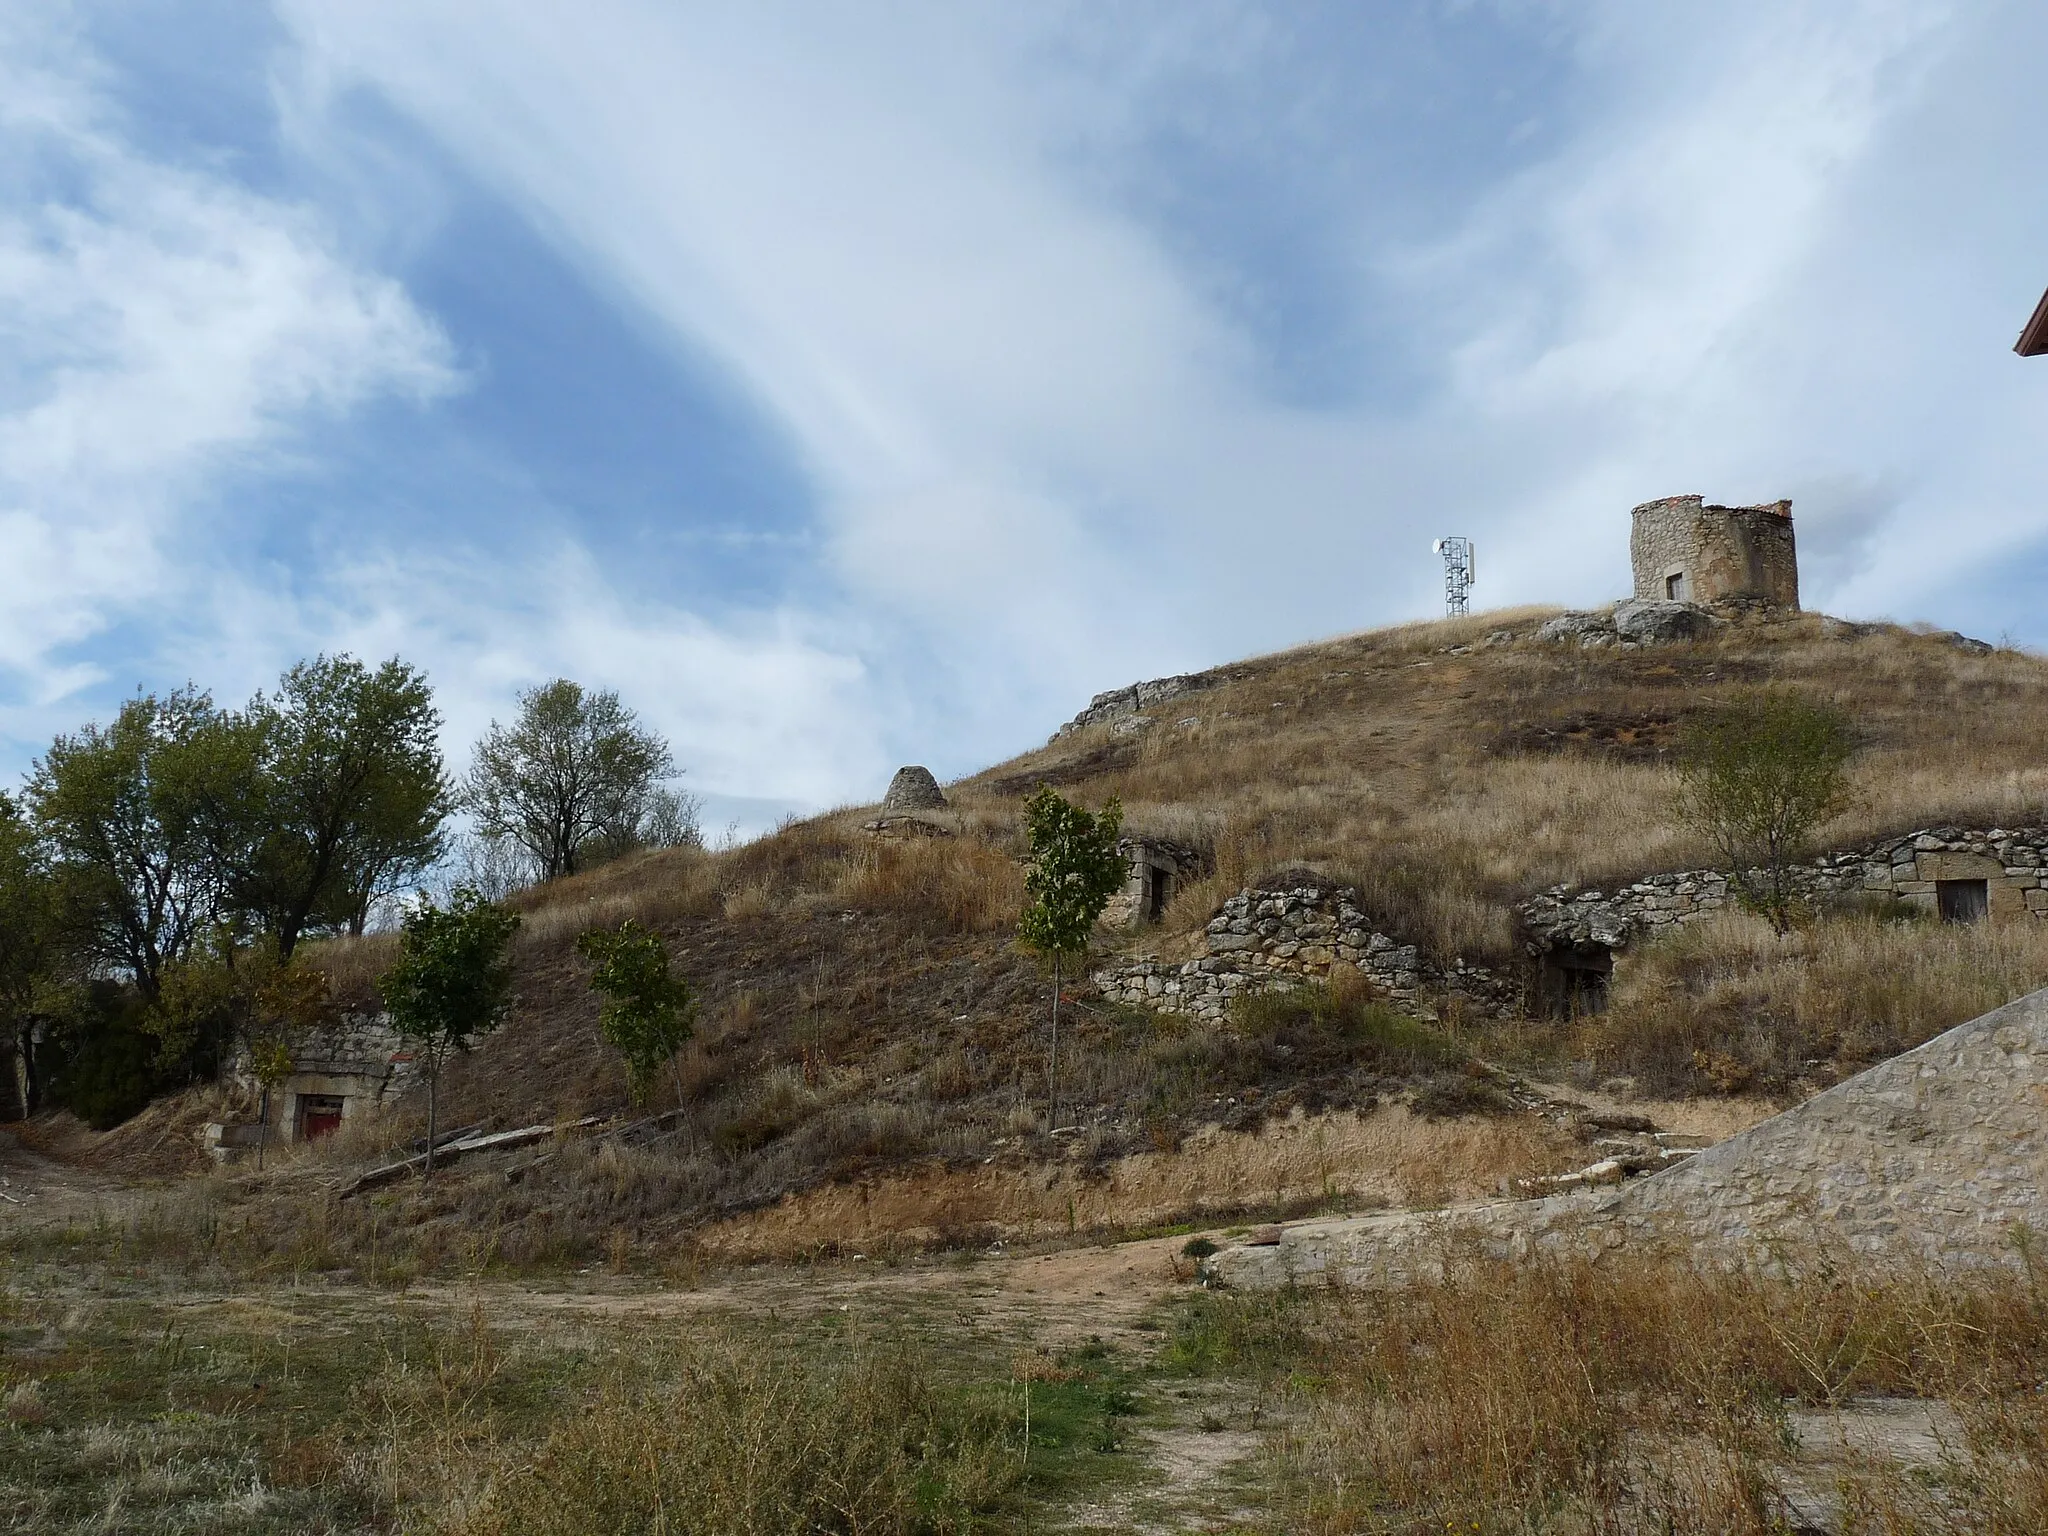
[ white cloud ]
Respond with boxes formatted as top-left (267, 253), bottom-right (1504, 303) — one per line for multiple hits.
top-left (0, 8), bottom-right (455, 744)
top-left (11, 0), bottom-right (2046, 820)
top-left (273, 0), bottom-right (2047, 719)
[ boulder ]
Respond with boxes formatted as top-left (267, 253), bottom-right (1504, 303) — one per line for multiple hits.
top-left (1535, 611), bottom-right (1616, 646)
top-left (1613, 599), bottom-right (1717, 645)
top-left (881, 765), bottom-right (947, 811)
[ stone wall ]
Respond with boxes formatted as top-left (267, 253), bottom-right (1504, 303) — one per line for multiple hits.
top-left (229, 1012), bottom-right (415, 1142)
top-left (1093, 885), bottom-right (1520, 1022)
top-left (1209, 983), bottom-right (2048, 1286)
top-left (1519, 826), bottom-right (2048, 954)
top-left (1630, 494), bottom-right (1799, 609)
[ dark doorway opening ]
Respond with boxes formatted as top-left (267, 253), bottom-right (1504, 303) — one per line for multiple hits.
top-left (1938, 879), bottom-right (1989, 925)
top-left (1145, 866), bottom-right (1172, 922)
top-left (298, 1094), bottom-right (345, 1141)
top-left (1538, 944), bottom-right (1614, 1017)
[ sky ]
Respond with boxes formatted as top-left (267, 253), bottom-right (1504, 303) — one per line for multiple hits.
top-left (2, 0), bottom-right (2046, 835)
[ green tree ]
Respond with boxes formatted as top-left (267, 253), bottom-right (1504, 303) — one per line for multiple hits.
top-left (1016, 786), bottom-right (1125, 1128)
top-left (378, 888), bottom-right (520, 1172)
top-left (575, 920), bottom-right (697, 1109)
top-left (217, 654), bottom-right (450, 955)
top-left (465, 680), bottom-right (675, 882)
top-left (27, 689), bottom-right (246, 1002)
top-left (146, 933), bottom-right (336, 1156)
top-left (0, 793), bottom-right (58, 1110)
top-left (1675, 692), bottom-right (1855, 934)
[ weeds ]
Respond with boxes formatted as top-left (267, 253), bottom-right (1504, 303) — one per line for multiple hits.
top-left (1584, 909), bottom-right (2048, 1095)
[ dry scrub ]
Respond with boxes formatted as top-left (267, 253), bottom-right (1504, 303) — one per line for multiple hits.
top-left (1177, 1245), bottom-right (2048, 1533)
top-left (951, 610), bottom-right (2048, 964)
top-left (1584, 909), bottom-right (2048, 1097)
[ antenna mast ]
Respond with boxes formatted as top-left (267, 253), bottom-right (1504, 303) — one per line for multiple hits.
top-left (1432, 536), bottom-right (1475, 617)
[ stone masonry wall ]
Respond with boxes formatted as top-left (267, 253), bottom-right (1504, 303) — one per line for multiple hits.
top-left (1094, 886), bottom-right (1519, 1022)
top-left (1630, 494), bottom-right (1799, 608)
top-left (1209, 983), bottom-right (2048, 1287)
top-left (1519, 826), bottom-right (2048, 954)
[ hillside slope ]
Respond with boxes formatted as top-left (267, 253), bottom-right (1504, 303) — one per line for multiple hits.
top-left (79, 602), bottom-right (2048, 1269)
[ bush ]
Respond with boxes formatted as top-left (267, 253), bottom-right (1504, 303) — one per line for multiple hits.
top-left (1229, 982), bottom-right (1465, 1077)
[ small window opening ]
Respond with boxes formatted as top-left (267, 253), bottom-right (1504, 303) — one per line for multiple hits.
top-left (298, 1094), bottom-right (345, 1141)
top-left (1937, 879), bottom-right (1989, 925)
top-left (1665, 571), bottom-right (1688, 601)
top-left (1539, 944), bottom-right (1613, 1017)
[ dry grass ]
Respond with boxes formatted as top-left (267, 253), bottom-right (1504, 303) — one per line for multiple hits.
top-left (445, 1333), bottom-right (1015, 1536)
top-left (1192, 1244), bottom-right (2048, 1533)
top-left (1584, 908), bottom-right (2048, 1096)
top-left (945, 608), bottom-right (2048, 964)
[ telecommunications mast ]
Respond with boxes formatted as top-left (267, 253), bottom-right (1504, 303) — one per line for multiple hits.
top-left (1432, 536), bottom-right (1475, 617)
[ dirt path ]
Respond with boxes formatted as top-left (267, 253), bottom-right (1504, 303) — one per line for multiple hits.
top-left (0, 1128), bottom-right (139, 1227)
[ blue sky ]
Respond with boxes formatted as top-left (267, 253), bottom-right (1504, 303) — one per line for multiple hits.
top-left (3, 1), bottom-right (2046, 833)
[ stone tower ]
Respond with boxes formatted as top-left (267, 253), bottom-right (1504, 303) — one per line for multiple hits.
top-left (1629, 495), bottom-right (1798, 609)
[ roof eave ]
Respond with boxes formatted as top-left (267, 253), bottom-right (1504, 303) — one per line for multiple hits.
top-left (2017, 286), bottom-right (2048, 357)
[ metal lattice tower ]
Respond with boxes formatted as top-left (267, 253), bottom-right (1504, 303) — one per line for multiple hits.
top-left (1433, 536), bottom-right (1475, 617)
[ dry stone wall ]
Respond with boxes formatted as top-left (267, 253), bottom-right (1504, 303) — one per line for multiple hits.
top-left (1094, 886), bottom-right (1519, 1022)
top-left (1209, 983), bottom-right (2048, 1286)
top-left (1520, 826), bottom-right (2048, 952)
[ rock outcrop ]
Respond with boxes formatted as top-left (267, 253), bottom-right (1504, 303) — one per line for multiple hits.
top-left (1056, 673), bottom-right (1214, 737)
top-left (1208, 983), bottom-right (2048, 1286)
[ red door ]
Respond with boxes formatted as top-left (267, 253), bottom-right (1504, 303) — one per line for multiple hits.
top-left (298, 1095), bottom-right (345, 1140)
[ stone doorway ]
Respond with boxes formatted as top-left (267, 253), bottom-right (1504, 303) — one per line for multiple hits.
top-left (1538, 943), bottom-right (1614, 1017)
top-left (1938, 879), bottom-right (1989, 925)
top-left (1144, 864), bottom-right (1172, 921)
top-left (298, 1093), bottom-right (345, 1141)
top-left (1665, 571), bottom-right (1688, 600)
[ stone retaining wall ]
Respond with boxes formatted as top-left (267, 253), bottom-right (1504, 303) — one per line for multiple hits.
top-left (1520, 826), bottom-right (2048, 952)
top-left (1208, 984), bottom-right (2048, 1286)
top-left (1093, 886), bottom-right (1519, 1022)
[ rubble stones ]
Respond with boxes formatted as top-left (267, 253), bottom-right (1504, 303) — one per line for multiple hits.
top-left (1094, 886), bottom-right (1520, 1023)
top-left (881, 765), bottom-right (948, 810)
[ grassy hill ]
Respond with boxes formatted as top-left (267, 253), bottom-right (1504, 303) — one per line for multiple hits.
top-left (47, 601), bottom-right (2048, 1272)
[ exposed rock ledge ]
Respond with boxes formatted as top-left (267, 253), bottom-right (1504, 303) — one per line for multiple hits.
top-left (1206, 983), bottom-right (2048, 1286)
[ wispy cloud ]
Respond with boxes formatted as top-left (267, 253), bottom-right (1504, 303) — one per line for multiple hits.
top-left (5, 1), bottom-right (2045, 824)
top-left (0, 8), bottom-right (454, 741)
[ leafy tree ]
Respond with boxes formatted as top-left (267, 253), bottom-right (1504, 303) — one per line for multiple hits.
top-left (378, 888), bottom-right (520, 1172)
top-left (27, 689), bottom-right (245, 1002)
top-left (1016, 786), bottom-right (1125, 1128)
top-left (213, 655), bottom-right (450, 955)
top-left (575, 920), bottom-right (697, 1108)
top-left (465, 680), bottom-right (675, 882)
top-left (40, 981), bottom-right (162, 1129)
top-left (146, 933), bottom-right (336, 1160)
top-left (0, 794), bottom-right (57, 1111)
top-left (1675, 692), bottom-right (1855, 934)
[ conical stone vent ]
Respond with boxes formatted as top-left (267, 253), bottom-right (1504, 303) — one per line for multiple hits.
top-left (882, 765), bottom-right (947, 811)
